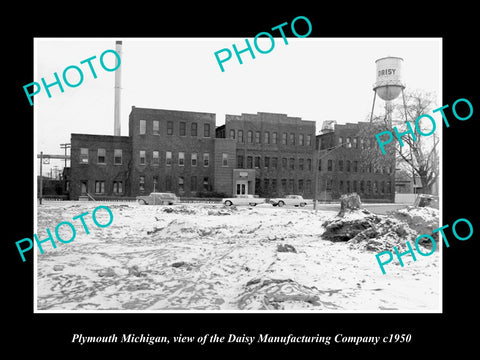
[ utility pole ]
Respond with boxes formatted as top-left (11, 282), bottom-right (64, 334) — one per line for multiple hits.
top-left (60, 143), bottom-right (71, 168)
top-left (39, 152), bottom-right (43, 205)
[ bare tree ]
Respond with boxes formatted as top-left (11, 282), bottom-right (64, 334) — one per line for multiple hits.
top-left (359, 90), bottom-right (439, 194)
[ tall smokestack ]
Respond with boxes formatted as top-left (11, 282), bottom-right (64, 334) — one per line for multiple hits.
top-left (114, 40), bottom-right (122, 136)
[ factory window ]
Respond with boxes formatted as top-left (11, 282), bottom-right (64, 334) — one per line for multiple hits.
top-left (299, 158), bottom-right (304, 170)
top-left (272, 132), bottom-right (277, 144)
top-left (203, 153), bottom-right (210, 167)
top-left (238, 130), bottom-right (244, 143)
top-left (97, 148), bottom-right (106, 164)
top-left (139, 150), bottom-right (146, 165)
top-left (247, 130), bottom-right (253, 143)
top-left (326, 179), bottom-right (332, 191)
top-left (386, 181), bottom-right (391, 193)
top-left (264, 156), bottom-right (270, 169)
top-left (152, 150), bottom-right (159, 165)
top-left (264, 178), bottom-right (269, 191)
top-left (346, 160), bottom-right (351, 172)
top-left (237, 155), bottom-right (244, 168)
top-left (191, 122), bottom-right (197, 136)
top-left (289, 179), bottom-right (295, 192)
top-left (139, 120), bottom-right (146, 135)
top-left (178, 152), bottom-right (185, 166)
top-left (346, 137), bottom-right (352, 148)
top-left (180, 122), bottom-right (186, 136)
top-left (264, 131), bottom-right (270, 144)
top-left (327, 159), bottom-right (333, 171)
top-left (360, 180), bottom-right (365, 194)
top-left (247, 156), bottom-right (253, 169)
top-left (80, 148), bottom-right (89, 164)
top-left (306, 134), bottom-right (312, 146)
top-left (255, 156), bottom-right (261, 168)
top-left (191, 176), bottom-right (197, 192)
top-left (353, 180), bottom-right (357, 193)
top-left (289, 133), bottom-right (295, 145)
top-left (191, 152), bottom-right (197, 167)
top-left (307, 158), bottom-right (312, 171)
top-left (153, 176), bottom-right (158, 191)
top-left (373, 181), bottom-right (378, 194)
top-left (203, 177), bottom-right (210, 191)
top-left (204, 123), bottom-right (210, 137)
top-left (281, 179), bottom-right (287, 193)
top-left (338, 137), bottom-right (343, 146)
top-left (139, 176), bottom-right (145, 191)
top-left (112, 149), bottom-right (121, 165)
top-left (95, 180), bottom-right (105, 194)
top-left (272, 179), bottom-right (277, 192)
top-left (255, 131), bottom-right (261, 144)
top-left (153, 120), bottom-right (160, 135)
top-left (289, 158), bottom-right (295, 170)
top-left (222, 153), bottom-right (228, 167)
top-left (306, 180), bottom-right (311, 193)
top-left (272, 157), bottom-right (278, 169)
top-left (346, 180), bottom-right (351, 193)
top-left (353, 137), bottom-right (358, 148)
top-left (229, 129), bottom-right (235, 140)
top-left (381, 181), bottom-right (385, 194)
top-left (167, 121), bottom-right (173, 135)
top-left (367, 180), bottom-right (372, 194)
top-left (299, 134), bottom-right (304, 146)
top-left (353, 160), bottom-right (358, 172)
top-left (166, 151), bottom-right (172, 166)
top-left (339, 180), bottom-right (344, 193)
top-left (178, 177), bottom-right (184, 192)
top-left (282, 157), bottom-right (287, 169)
top-left (338, 160), bottom-right (344, 172)
top-left (282, 132), bottom-right (287, 145)
top-left (113, 181), bottom-right (123, 194)
top-left (298, 179), bottom-right (304, 192)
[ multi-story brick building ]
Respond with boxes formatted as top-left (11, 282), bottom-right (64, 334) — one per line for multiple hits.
top-left (68, 107), bottom-right (395, 202)
top-left (316, 121), bottom-right (396, 202)
top-left (216, 112), bottom-right (316, 198)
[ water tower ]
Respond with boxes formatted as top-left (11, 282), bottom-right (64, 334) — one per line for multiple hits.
top-left (370, 56), bottom-right (408, 124)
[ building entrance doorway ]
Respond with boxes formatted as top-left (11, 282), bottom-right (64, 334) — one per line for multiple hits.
top-left (236, 180), bottom-right (248, 195)
top-left (81, 181), bottom-right (88, 195)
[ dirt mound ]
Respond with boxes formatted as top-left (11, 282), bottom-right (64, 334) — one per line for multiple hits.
top-left (322, 207), bottom-right (438, 253)
top-left (389, 206), bottom-right (439, 241)
top-left (322, 209), bottom-right (382, 242)
top-left (237, 278), bottom-right (340, 310)
top-left (348, 218), bottom-right (420, 253)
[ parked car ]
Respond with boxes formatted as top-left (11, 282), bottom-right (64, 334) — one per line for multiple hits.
top-left (269, 195), bottom-right (308, 207)
top-left (137, 192), bottom-right (179, 205)
top-left (222, 194), bottom-right (265, 206)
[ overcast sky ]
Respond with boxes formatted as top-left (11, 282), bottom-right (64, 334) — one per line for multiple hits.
top-left (34, 37), bottom-right (441, 175)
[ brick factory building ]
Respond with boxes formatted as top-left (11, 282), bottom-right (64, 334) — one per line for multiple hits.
top-left (69, 106), bottom-right (395, 202)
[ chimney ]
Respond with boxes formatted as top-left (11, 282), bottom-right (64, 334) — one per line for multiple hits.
top-left (114, 40), bottom-right (122, 136)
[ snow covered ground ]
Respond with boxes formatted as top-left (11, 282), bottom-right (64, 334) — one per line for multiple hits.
top-left (35, 201), bottom-right (440, 312)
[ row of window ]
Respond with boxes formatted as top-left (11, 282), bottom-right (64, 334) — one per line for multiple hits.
top-left (139, 119), bottom-right (211, 137)
top-left (139, 175), bottom-right (210, 193)
top-left (325, 179), bottom-right (393, 195)
top-left (229, 129), bottom-right (313, 146)
top-left (321, 159), bottom-right (393, 174)
top-left (80, 148), bottom-right (393, 174)
top-left (337, 136), bottom-right (376, 149)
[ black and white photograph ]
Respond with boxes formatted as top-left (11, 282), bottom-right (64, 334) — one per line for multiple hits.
top-left (7, 6), bottom-right (478, 355)
top-left (33, 37), bottom-right (442, 312)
